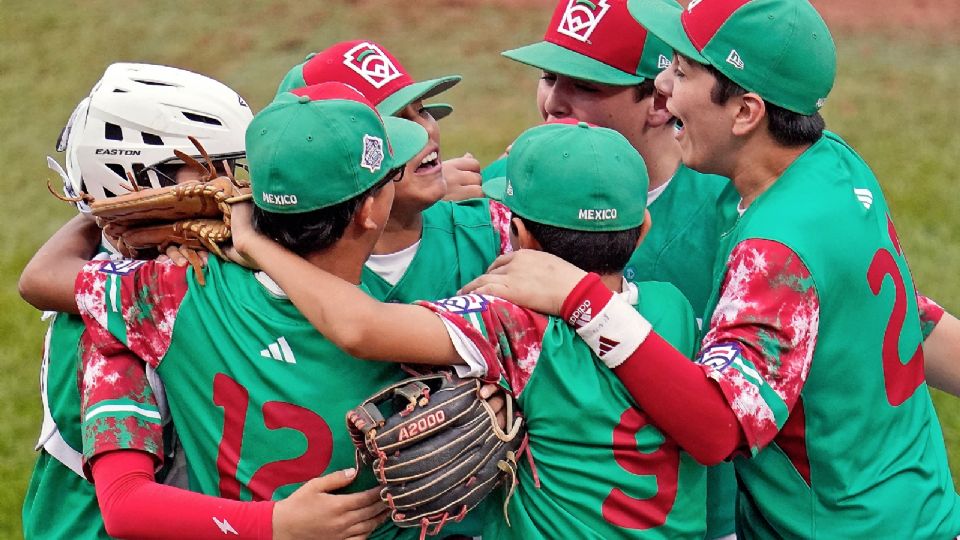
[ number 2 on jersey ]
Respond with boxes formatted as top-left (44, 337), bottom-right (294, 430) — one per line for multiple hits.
top-left (213, 373), bottom-right (334, 500)
top-left (867, 215), bottom-right (924, 406)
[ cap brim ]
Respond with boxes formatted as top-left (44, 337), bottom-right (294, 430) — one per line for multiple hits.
top-left (382, 116), bottom-right (429, 172)
top-left (423, 103), bottom-right (453, 121)
top-left (481, 177), bottom-right (507, 201)
top-left (627, 0), bottom-right (705, 63)
top-left (378, 76), bottom-right (461, 117)
top-left (502, 41), bottom-right (642, 86)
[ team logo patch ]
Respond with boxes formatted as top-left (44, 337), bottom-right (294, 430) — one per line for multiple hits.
top-left (98, 259), bottom-right (146, 276)
top-left (816, 97), bottom-right (827, 110)
top-left (726, 49), bottom-right (744, 70)
top-left (696, 342), bottom-right (742, 372)
top-left (435, 294), bottom-right (491, 315)
top-left (342, 42), bottom-right (402, 89)
top-left (505, 180), bottom-right (514, 197)
top-left (360, 134), bottom-right (385, 173)
top-left (557, 0), bottom-right (611, 42)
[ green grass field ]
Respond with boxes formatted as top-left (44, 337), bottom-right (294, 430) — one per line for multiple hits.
top-left (0, 1), bottom-right (957, 537)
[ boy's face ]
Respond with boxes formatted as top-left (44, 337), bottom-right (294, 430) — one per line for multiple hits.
top-left (654, 55), bottom-right (736, 175)
top-left (536, 72), bottom-right (649, 151)
top-left (393, 100), bottom-right (446, 214)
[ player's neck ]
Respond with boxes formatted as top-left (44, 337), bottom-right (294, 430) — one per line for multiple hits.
top-left (375, 207), bottom-right (425, 254)
top-left (305, 241), bottom-right (373, 285)
top-left (637, 130), bottom-right (682, 191)
top-left (730, 136), bottom-right (811, 209)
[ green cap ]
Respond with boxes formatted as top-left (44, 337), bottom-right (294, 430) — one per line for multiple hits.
top-left (276, 41), bottom-right (460, 120)
top-left (248, 82), bottom-right (428, 214)
top-left (503, 0), bottom-right (677, 85)
top-left (483, 119), bottom-right (648, 232)
top-left (628, 0), bottom-right (836, 114)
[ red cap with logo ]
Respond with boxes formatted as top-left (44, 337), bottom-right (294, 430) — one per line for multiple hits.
top-left (502, 0), bottom-right (677, 85)
top-left (276, 40), bottom-right (461, 119)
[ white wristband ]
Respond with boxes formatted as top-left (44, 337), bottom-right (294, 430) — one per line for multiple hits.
top-left (575, 293), bottom-right (652, 369)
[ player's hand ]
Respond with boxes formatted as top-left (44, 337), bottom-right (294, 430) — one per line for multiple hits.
top-left (441, 153), bottom-right (483, 201)
top-left (461, 250), bottom-right (587, 316)
top-left (272, 468), bottom-right (389, 540)
top-left (480, 383), bottom-right (508, 430)
top-left (157, 245), bottom-right (208, 268)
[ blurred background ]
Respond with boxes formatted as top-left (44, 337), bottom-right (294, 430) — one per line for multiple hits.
top-left (1, 0), bottom-right (957, 536)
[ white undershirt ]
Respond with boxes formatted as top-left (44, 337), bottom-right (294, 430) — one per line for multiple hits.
top-left (647, 177), bottom-right (672, 206)
top-left (364, 240), bottom-right (421, 286)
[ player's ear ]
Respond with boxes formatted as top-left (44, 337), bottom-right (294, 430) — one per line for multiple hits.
top-left (731, 92), bottom-right (766, 137)
top-left (356, 193), bottom-right (383, 232)
top-left (512, 217), bottom-right (542, 250)
top-left (635, 210), bottom-right (652, 249)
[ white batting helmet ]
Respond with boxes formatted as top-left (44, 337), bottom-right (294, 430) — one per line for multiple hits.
top-left (54, 62), bottom-right (252, 207)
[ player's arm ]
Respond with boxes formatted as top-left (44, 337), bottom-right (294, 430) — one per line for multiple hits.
top-left (464, 243), bottom-right (816, 465)
top-left (18, 213), bottom-right (101, 313)
top-left (234, 220), bottom-right (460, 366)
top-left (918, 294), bottom-right (960, 396)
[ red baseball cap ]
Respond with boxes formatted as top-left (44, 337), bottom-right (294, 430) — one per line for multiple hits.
top-left (276, 40), bottom-right (461, 120)
top-left (502, 0), bottom-right (676, 85)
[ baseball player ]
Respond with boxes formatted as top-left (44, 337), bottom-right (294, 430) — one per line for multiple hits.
top-left (69, 83), bottom-right (436, 539)
top-left (18, 62), bottom-right (253, 539)
top-left (275, 40), bottom-right (511, 304)
top-left (487, 0), bottom-right (735, 536)
top-left (463, 0), bottom-right (960, 536)
top-left (228, 119), bottom-right (711, 538)
top-left (23, 73), bottom-right (393, 540)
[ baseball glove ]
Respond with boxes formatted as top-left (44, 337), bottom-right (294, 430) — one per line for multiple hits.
top-left (347, 371), bottom-right (525, 540)
top-left (50, 136), bottom-right (250, 285)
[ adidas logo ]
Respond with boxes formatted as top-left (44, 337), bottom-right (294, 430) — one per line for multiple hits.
top-left (598, 335), bottom-right (619, 356)
top-left (657, 54), bottom-right (671, 70)
top-left (854, 188), bottom-right (873, 210)
top-left (568, 300), bottom-right (592, 327)
top-left (260, 336), bottom-right (297, 364)
top-left (726, 49), bottom-right (744, 70)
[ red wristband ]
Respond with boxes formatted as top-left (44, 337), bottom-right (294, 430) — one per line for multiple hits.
top-left (560, 273), bottom-right (613, 329)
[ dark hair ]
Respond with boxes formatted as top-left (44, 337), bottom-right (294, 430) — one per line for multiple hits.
top-left (517, 217), bottom-right (642, 275)
top-left (687, 56), bottom-right (825, 147)
top-left (634, 79), bottom-right (657, 102)
top-left (252, 167), bottom-right (399, 256)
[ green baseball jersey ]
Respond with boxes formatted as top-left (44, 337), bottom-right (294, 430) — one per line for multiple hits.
top-left (23, 313), bottom-right (110, 540)
top-left (422, 281), bottom-right (707, 539)
top-left (701, 132), bottom-right (960, 537)
top-left (624, 164), bottom-right (727, 317)
top-left (362, 198), bottom-right (511, 303)
top-left (76, 257), bottom-right (416, 540)
top-left (623, 164), bottom-right (735, 540)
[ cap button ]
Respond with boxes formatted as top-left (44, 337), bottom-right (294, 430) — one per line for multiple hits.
top-left (298, 95), bottom-right (311, 104)
top-left (578, 121), bottom-right (589, 128)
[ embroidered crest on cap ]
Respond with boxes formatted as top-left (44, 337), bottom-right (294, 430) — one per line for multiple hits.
top-left (360, 134), bottom-right (385, 173)
top-left (657, 54), bottom-right (671, 70)
top-left (342, 42), bottom-right (402, 89)
top-left (557, 0), bottom-right (611, 42)
top-left (726, 49), bottom-right (744, 70)
top-left (816, 97), bottom-right (827, 110)
top-left (505, 180), bottom-right (514, 196)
